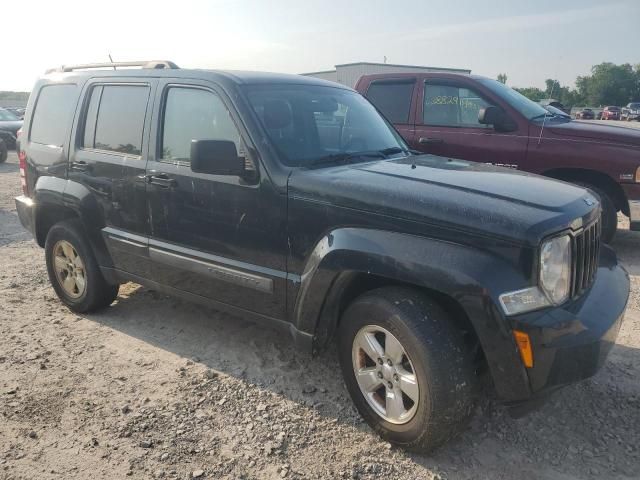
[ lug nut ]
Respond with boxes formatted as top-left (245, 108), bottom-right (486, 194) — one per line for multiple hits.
top-left (387, 382), bottom-right (393, 389)
top-left (377, 372), bottom-right (383, 379)
top-left (387, 359), bottom-right (393, 366)
top-left (393, 374), bottom-right (399, 382)
top-left (377, 358), bottom-right (383, 365)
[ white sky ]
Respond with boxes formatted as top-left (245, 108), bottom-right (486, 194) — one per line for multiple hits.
top-left (1, 0), bottom-right (638, 91)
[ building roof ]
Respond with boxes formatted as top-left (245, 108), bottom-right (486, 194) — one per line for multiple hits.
top-left (300, 69), bottom-right (338, 75)
top-left (301, 62), bottom-right (470, 77)
top-left (333, 61), bottom-right (470, 73)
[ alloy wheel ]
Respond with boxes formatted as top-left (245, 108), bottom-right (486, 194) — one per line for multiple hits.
top-left (351, 325), bottom-right (420, 424)
top-left (53, 240), bottom-right (87, 299)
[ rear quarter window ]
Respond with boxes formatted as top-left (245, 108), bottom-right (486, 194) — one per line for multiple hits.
top-left (30, 84), bottom-right (77, 146)
top-left (365, 81), bottom-right (414, 124)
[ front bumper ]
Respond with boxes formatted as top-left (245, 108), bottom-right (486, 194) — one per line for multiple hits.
top-left (508, 245), bottom-right (628, 402)
top-left (630, 199), bottom-right (640, 231)
top-left (15, 195), bottom-right (36, 236)
top-left (623, 184), bottom-right (640, 231)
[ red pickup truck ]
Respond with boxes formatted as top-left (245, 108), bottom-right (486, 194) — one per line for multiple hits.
top-left (355, 73), bottom-right (640, 242)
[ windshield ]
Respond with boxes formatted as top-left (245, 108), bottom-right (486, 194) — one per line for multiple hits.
top-left (0, 108), bottom-right (19, 121)
top-left (629, 103), bottom-right (640, 109)
top-left (244, 85), bottom-right (407, 167)
top-left (477, 78), bottom-right (549, 120)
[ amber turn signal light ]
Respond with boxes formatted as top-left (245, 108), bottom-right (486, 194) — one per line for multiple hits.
top-left (513, 330), bottom-right (534, 368)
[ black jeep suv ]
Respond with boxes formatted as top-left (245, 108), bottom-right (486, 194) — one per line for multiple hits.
top-left (15, 60), bottom-right (629, 451)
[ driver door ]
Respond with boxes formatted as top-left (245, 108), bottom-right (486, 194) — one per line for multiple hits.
top-left (413, 80), bottom-right (528, 168)
top-left (145, 80), bottom-right (288, 319)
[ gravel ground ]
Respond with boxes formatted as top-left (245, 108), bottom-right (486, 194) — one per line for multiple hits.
top-left (1, 151), bottom-right (639, 480)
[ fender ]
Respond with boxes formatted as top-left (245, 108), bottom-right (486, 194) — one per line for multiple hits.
top-left (33, 176), bottom-right (114, 268)
top-left (292, 227), bottom-right (532, 401)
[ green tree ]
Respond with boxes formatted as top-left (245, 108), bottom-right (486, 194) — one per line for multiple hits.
top-left (578, 63), bottom-right (638, 106)
top-left (545, 79), bottom-right (559, 97)
top-left (514, 87), bottom-right (546, 102)
top-left (497, 73), bottom-right (508, 84)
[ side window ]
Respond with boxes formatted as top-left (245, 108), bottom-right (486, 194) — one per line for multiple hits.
top-left (365, 81), bottom-right (414, 124)
top-left (30, 84), bottom-right (77, 146)
top-left (90, 85), bottom-right (149, 155)
top-left (82, 86), bottom-right (102, 148)
top-left (161, 87), bottom-right (245, 165)
top-left (423, 83), bottom-right (492, 127)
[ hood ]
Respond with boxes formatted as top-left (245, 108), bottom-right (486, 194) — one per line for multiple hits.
top-left (288, 155), bottom-right (599, 245)
top-left (0, 120), bottom-right (23, 134)
top-left (547, 120), bottom-right (640, 147)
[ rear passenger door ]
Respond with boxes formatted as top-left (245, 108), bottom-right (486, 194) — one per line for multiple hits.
top-left (69, 79), bottom-right (156, 277)
top-left (362, 79), bottom-right (417, 144)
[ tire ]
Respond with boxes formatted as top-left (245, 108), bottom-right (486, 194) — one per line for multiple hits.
top-left (575, 182), bottom-right (617, 243)
top-left (0, 141), bottom-right (7, 163)
top-left (45, 219), bottom-right (119, 312)
top-left (338, 287), bottom-right (478, 452)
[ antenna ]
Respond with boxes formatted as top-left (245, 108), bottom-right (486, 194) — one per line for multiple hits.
top-left (108, 53), bottom-right (116, 70)
top-left (537, 79), bottom-right (557, 146)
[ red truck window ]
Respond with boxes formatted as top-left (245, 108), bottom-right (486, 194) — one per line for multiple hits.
top-left (423, 84), bottom-right (492, 128)
top-left (366, 81), bottom-right (414, 124)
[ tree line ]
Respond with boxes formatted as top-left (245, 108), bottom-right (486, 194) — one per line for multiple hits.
top-left (497, 62), bottom-right (640, 108)
top-left (0, 91), bottom-right (29, 101)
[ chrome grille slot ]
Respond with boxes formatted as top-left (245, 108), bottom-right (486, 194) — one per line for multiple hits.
top-left (571, 219), bottom-right (601, 297)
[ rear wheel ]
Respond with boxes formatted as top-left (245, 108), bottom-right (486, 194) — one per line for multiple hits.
top-left (45, 219), bottom-right (119, 312)
top-left (0, 140), bottom-right (7, 163)
top-left (338, 287), bottom-right (478, 452)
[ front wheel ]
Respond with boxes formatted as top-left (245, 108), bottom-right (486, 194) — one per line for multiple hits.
top-left (0, 141), bottom-right (7, 163)
top-left (338, 287), bottom-right (478, 452)
top-left (45, 219), bottom-right (119, 312)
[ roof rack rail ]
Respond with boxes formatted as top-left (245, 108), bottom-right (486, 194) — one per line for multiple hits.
top-left (45, 60), bottom-right (179, 74)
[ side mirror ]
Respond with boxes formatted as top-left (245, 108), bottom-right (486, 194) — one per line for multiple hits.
top-left (478, 106), bottom-right (517, 132)
top-left (190, 140), bottom-right (244, 176)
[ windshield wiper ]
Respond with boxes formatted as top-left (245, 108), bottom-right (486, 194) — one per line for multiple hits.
top-left (308, 147), bottom-right (406, 167)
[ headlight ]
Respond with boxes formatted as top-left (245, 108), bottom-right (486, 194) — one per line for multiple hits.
top-left (499, 235), bottom-right (571, 315)
top-left (539, 235), bottom-right (571, 304)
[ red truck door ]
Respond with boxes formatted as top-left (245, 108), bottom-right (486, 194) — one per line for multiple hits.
top-left (413, 78), bottom-right (528, 169)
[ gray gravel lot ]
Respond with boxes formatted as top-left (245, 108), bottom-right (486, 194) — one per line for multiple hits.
top-left (1, 151), bottom-right (638, 479)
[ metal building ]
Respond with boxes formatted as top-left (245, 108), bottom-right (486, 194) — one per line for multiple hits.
top-left (302, 62), bottom-right (471, 88)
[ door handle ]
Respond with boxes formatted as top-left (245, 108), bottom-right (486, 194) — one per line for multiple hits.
top-left (418, 137), bottom-right (444, 146)
top-left (71, 160), bottom-right (89, 172)
top-left (147, 173), bottom-right (177, 188)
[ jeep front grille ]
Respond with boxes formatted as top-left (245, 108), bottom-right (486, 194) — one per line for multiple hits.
top-left (571, 219), bottom-right (601, 297)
